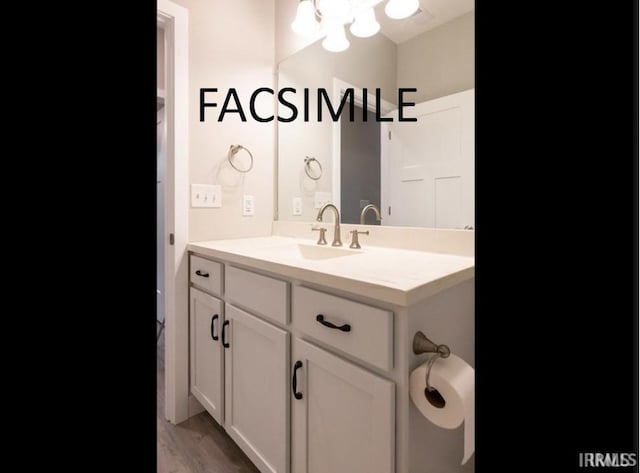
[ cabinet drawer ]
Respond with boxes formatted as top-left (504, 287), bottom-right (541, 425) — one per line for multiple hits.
top-left (225, 266), bottom-right (289, 325)
top-left (190, 255), bottom-right (223, 296)
top-left (293, 286), bottom-right (393, 371)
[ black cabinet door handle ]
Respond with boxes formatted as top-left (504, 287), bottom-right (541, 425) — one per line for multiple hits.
top-left (195, 270), bottom-right (210, 278)
top-left (292, 360), bottom-right (303, 400)
top-left (221, 320), bottom-right (230, 348)
top-left (316, 314), bottom-right (351, 332)
top-left (210, 314), bottom-right (219, 341)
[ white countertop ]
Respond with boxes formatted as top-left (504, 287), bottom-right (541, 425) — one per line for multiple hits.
top-left (188, 236), bottom-right (474, 306)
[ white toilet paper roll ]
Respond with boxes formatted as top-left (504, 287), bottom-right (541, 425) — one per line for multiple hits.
top-left (409, 354), bottom-right (475, 465)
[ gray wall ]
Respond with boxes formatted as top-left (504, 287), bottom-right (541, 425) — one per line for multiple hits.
top-left (397, 11), bottom-right (474, 103)
top-left (340, 106), bottom-right (381, 225)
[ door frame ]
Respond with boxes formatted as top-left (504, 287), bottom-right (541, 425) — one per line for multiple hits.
top-left (158, 0), bottom-right (190, 424)
top-left (331, 78), bottom-right (394, 213)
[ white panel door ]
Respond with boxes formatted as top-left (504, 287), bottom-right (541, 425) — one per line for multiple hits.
top-left (291, 338), bottom-right (395, 473)
top-left (224, 304), bottom-right (289, 473)
top-left (189, 288), bottom-right (224, 424)
top-left (381, 88), bottom-right (474, 228)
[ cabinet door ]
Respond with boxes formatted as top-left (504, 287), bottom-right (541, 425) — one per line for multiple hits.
top-left (224, 304), bottom-right (289, 473)
top-left (292, 338), bottom-right (395, 473)
top-left (190, 288), bottom-right (224, 424)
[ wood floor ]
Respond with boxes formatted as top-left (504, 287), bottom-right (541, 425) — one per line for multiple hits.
top-left (157, 334), bottom-right (260, 473)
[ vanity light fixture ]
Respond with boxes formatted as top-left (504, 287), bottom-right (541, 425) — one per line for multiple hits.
top-left (291, 0), bottom-right (419, 52)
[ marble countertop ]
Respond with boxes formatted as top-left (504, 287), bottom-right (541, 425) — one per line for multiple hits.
top-left (188, 236), bottom-right (474, 307)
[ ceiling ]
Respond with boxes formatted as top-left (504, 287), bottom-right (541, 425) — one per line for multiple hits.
top-left (374, 0), bottom-right (474, 44)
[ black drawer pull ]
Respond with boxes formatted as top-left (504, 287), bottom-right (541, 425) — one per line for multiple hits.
top-left (195, 270), bottom-right (209, 278)
top-left (292, 360), bottom-right (303, 400)
top-left (316, 314), bottom-right (351, 332)
top-left (210, 314), bottom-right (219, 341)
top-left (221, 320), bottom-right (230, 348)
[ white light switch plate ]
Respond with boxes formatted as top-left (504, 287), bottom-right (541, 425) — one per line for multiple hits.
top-left (191, 184), bottom-right (221, 208)
top-left (293, 197), bottom-right (302, 216)
top-left (314, 192), bottom-right (332, 209)
top-left (243, 195), bottom-right (255, 216)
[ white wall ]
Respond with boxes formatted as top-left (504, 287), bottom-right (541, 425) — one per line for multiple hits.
top-left (173, 0), bottom-right (276, 241)
top-left (397, 11), bottom-right (474, 103)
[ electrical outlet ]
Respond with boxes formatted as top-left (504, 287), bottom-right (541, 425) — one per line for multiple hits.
top-left (314, 192), bottom-right (332, 209)
top-left (243, 195), bottom-right (255, 216)
top-left (293, 197), bottom-right (302, 216)
top-left (191, 184), bottom-right (221, 208)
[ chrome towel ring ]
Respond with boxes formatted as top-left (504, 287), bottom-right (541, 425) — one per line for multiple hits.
top-left (304, 156), bottom-right (322, 180)
top-left (228, 145), bottom-right (254, 173)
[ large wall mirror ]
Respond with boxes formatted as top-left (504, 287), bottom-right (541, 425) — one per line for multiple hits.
top-left (277, 1), bottom-right (474, 228)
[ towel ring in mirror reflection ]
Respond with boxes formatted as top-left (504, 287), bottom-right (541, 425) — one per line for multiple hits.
top-left (304, 156), bottom-right (322, 180)
top-left (228, 145), bottom-right (253, 173)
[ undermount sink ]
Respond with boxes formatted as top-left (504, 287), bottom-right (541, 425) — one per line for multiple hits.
top-left (295, 243), bottom-right (360, 260)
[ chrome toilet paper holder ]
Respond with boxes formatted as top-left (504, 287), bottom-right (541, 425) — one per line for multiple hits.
top-left (413, 331), bottom-right (451, 393)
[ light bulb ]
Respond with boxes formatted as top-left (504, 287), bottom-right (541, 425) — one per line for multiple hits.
top-left (322, 24), bottom-right (349, 52)
top-left (291, 0), bottom-right (320, 35)
top-left (350, 7), bottom-right (380, 38)
top-left (384, 0), bottom-right (419, 20)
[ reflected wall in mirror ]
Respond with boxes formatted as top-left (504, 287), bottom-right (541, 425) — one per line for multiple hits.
top-left (277, 3), bottom-right (474, 229)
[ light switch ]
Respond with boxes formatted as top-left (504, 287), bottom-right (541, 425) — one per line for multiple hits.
top-left (243, 195), bottom-right (255, 216)
top-left (191, 184), bottom-right (221, 208)
top-left (314, 192), bottom-right (332, 209)
top-left (293, 197), bottom-right (302, 216)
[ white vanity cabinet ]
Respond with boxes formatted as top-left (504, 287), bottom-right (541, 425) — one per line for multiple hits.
top-left (291, 338), bottom-right (395, 473)
top-left (188, 245), bottom-right (475, 473)
top-left (189, 253), bottom-right (397, 473)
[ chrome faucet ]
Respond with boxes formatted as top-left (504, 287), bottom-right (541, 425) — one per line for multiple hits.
top-left (316, 204), bottom-right (342, 246)
top-left (360, 204), bottom-right (382, 225)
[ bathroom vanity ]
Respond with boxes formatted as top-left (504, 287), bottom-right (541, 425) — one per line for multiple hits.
top-left (186, 225), bottom-right (474, 473)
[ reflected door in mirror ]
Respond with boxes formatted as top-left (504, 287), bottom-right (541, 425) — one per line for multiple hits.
top-left (381, 89), bottom-right (474, 229)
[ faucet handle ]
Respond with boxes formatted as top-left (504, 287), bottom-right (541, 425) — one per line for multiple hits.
top-left (349, 229), bottom-right (369, 249)
top-left (312, 227), bottom-right (327, 245)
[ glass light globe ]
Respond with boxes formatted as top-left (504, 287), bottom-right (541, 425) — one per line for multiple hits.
top-left (350, 7), bottom-right (380, 38)
top-left (384, 0), bottom-right (419, 20)
top-left (291, 0), bottom-right (320, 35)
top-left (322, 24), bottom-right (350, 52)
